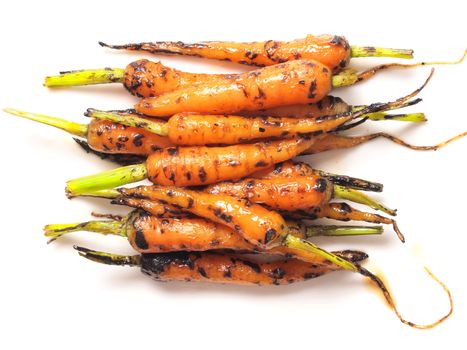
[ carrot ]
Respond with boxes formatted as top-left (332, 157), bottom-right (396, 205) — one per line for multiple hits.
top-left (44, 49), bottom-right (464, 97)
top-left (86, 101), bottom-right (425, 147)
top-left (74, 248), bottom-right (361, 285)
top-left (74, 245), bottom-right (453, 328)
top-left (65, 136), bottom-right (317, 195)
top-left (98, 34), bottom-right (414, 72)
top-left (134, 60), bottom-right (339, 116)
top-left (44, 208), bottom-right (379, 266)
top-left (205, 176), bottom-right (395, 215)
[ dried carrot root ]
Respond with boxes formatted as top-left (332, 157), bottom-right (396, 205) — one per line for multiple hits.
top-left (303, 131), bottom-right (467, 154)
top-left (98, 34), bottom-right (413, 72)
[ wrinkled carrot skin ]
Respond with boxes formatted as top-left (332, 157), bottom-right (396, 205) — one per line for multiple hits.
top-left (123, 59), bottom-right (228, 98)
top-left (136, 60), bottom-right (332, 117)
top-left (239, 96), bottom-right (350, 118)
top-left (206, 176), bottom-right (332, 211)
top-left (120, 186), bottom-right (287, 249)
top-left (166, 113), bottom-right (350, 146)
top-left (145, 137), bottom-right (315, 186)
top-left (107, 34), bottom-right (350, 73)
top-left (87, 119), bottom-right (174, 154)
top-left (141, 251), bottom-right (339, 285)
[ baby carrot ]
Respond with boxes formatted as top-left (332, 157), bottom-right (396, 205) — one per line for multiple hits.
top-left (44, 208), bottom-right (379, 266)
top-left (98, 34), bottom-right (413, 72)
top-left (74, 248), bottom-right (361, 285)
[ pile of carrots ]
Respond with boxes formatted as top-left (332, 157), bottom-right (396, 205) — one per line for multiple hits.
top-left (5, 34), bottom-right (466, 328)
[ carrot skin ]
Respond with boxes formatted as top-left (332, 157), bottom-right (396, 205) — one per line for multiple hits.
top-left (166, 113), bottom-right (350, 146)
top-left (136, 60), bottom-right (332, 117)
top-left (145, 137), bottom-right (315, 186)
top-left (206, 176), bottom-right (332, 211)
top-left (140, 251), bottom-right (337, 285)
top-left (87, 119), bottom-right (174, 154)
top-left (103, 34), bottom-right (351, 73)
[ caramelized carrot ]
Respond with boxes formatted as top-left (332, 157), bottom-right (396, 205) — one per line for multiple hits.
top-left (45, 208), bottom-right (379, 266)
top-left (135, 60), bottom-right (346, 117)
top-left (99, 35), bottom-right (413, 72)
top-left (74, 248), bottom-right (359, 285)
top-left (118, 185), bottom-right (287, 249)
top-left (66, 137), bottom-right (316, 195)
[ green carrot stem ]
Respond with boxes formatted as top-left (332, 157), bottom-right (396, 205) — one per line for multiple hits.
top-left (333, 185), bottom-right (397, 216)
top-left (3, 108), bottom-right (88, 137)
top-left (304, 225), bottom-right (383, 237)
top-left (86, 109), bottom-right (169, 135)
top-left (44, 68), bottom-right (125, 87)
top-left (350, 46), bottom-right (414, 59)
top-left (66, 163), bottom-right (147, 198)
top-left (74, 246), bottom-right (141, 266)
top-left (361, 112), bottom-right (426, 122)
top-left (332, 68), bottom-right (359, 87)
top-left (44, 219), bottom-right (126, 240)
top-left (284, 234), bottom-right (358, 272)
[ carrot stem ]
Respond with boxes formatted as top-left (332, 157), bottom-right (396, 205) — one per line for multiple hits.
top-left (44, 219), bottom-right (126, 241)
top-left (360, 112), bottom-right (426, 122)
top-left (74, 246), bottom-right (141, 266)
top-left (66, 163), bottom-right (147, 198)
top-left (284, 234), bottom-right (358, 271)
top-left (86, 109), bottom-right (169, 136)
top-left (3, 108), bottom-right (88, 137)
top-left (350, 46), bottom-right (414, 59)
top-left (44, 68), bottom-right (125, 87)
top-left (304, 225), bottom-right (382, 237)
top-left (333, 185), bottom-right (397, 216)
top-left (332, 68), bottom-right (359, 87)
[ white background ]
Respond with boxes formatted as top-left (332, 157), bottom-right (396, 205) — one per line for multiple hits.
top-left (0, 1), bottom-right (465, 349)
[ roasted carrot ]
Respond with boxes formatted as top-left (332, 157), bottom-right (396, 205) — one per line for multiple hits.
top-left (44, 208), bottom-right (380, 266)
top-left (74, 248), bottom-right (362, 285)
top-left (86, 100), bottom-right (424, 146)
top-left (135, 64), bottom-right (432, 117)
top-left (205, 176), bottom-right (395, 215)
top-left (74, 246), bottom-right (453, 328)
top-left (66, 136), bottom-right (318, 194)
top-left (98, 35), bottom-right (414, 72)
top-left (44, 49), bottom-right (464, 97)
